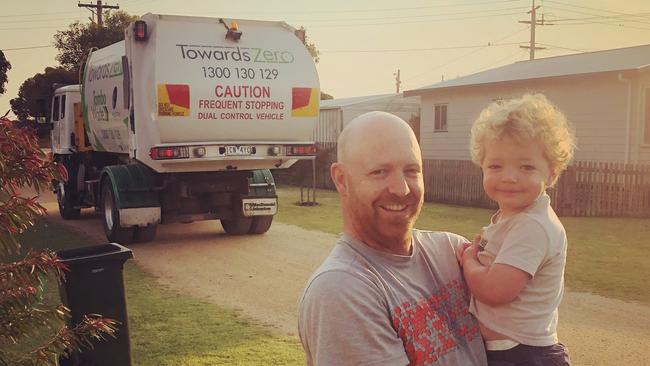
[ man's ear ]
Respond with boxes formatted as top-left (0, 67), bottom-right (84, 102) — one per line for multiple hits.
top-left (330, 162), bottom-right (347, 194)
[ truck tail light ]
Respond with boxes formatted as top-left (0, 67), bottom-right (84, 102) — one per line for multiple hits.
top-left (149, 146), bottom-right (190, 160)
top-left (134, 20), bottom-right (148, 41)
top-left (288, 145), bottom-right (317, 156)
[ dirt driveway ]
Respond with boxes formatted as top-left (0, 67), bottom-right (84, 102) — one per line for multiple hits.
top-left (37, 192), bottom-right (650, 365)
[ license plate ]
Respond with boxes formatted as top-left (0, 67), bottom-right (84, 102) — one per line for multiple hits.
top-left (225, 145), bottom-right (253, 156)
top-left (242, 198), bottom-right (277, 217)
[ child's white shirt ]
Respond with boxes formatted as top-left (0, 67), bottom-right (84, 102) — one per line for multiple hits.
top-left (469, 193), bottom-right (567, 346)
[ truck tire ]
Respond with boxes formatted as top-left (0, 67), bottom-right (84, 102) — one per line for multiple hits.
top-left (220, 217), bottom-right (253, 235)
top-left (249, 216), bottom-right (273, 234)
top-left (56, 181), bottom-right (81, 220)
top-left (101, 179), bottom-right (134, 244)
top-left (134, 224), bottom-right (157, 243)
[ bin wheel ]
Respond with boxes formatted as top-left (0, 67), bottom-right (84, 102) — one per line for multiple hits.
top-left (134, 224), bottom-right (157, 243)
top-left (220, 217), bottom-right (253, 235)
top-left (102, 179), bottom-right (134, 244)
top-left (249, 216), bottom-right (273, 234)
top-left (56, 181), bottom-right (81, 220)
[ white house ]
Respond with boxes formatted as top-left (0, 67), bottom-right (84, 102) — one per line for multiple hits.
top-left (405, 44), bottom-right (650, 164)
top-left (316, 93), bottom-right (420, 144)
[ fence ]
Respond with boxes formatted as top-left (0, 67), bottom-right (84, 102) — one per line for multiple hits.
top-left (275, 152), bottom-right (650, 218)
top-left (423, 160), bottom-right (650, 217)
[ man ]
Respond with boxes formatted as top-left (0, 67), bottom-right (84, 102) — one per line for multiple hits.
top-left (298, 111), bottom-right (487, 366)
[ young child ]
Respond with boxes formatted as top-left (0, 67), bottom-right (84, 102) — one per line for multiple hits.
top-left (461, 93), bottom-right (575, 365)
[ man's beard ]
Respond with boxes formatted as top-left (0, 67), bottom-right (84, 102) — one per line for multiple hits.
top-left (348, 190), bottom-right (422, 250)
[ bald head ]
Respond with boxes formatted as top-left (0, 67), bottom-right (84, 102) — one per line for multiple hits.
top-left (330, 111), bottom-right (424, 255)
top-left (337, 111), bottom-right (420, 165)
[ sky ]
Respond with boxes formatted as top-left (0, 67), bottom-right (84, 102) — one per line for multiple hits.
top-left (2, 0), bottom-right (650, 118)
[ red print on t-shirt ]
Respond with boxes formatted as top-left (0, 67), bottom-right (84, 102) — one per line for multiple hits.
top-left (391, 280), bottom-right (480, 365)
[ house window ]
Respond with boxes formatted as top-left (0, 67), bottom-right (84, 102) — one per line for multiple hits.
top-left (645, 88), bottom-right (650, 145)
top-left (434, 104), bottom-right (447, 132)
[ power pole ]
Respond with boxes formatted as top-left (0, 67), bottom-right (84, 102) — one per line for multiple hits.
top-left (519, 0), bottom-right (546, 60)
top-left (394, 69), bottom-right (401, 93)
top-left (78, 0), bottom-right (119, 27)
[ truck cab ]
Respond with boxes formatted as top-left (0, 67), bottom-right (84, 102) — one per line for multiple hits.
top-left (50, 85), bottom-right (80, 155)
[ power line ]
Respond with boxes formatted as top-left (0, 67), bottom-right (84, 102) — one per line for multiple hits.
top-left (322, 42), bottom-right (521, 54)
top-left (218, 0), bottom-right (525, 15)
top-left (0, 16), bottom-right (86, 24)
top-left (0, 11), bottom-right (81, 18)
top-left (2, 45), bottom-right (53, 51)
top-left (545, 0), bottom-right (650, 18)
top-left (307, 11), bottom-right (527, 28)
top-left (404, 25), bottom-right (530, 86)
top-left (289, 6), bottom-right (530, 23)
top-left (0, 25), bottom-right (71, 31)
top-left (544, 3), bottom-right (650, 26)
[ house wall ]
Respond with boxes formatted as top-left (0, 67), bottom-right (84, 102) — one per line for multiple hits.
top-left (418, 73), bottom-right (632, 163)
top-left (635, 71), bottom-right (650, 163)
top-left (314, 108), bottom-right (342, 143)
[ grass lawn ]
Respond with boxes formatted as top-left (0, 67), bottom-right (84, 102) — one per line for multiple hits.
top-left (16, 220), bottom-right (304, 365)
top-left (275, 185), bottom-right (650, 305)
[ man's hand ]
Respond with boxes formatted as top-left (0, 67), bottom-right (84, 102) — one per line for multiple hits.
top-left (455, 242), bottom-right (472, 263)
top-left (461, 243), bottom-right (480, 267)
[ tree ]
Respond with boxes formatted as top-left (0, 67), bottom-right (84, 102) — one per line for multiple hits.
top-left (0, 119), bottom-right (117, 365)
top-left (0, 51), bottom-right (11, 96)
top-left (296, 26), bottom-right (320, 64)
top-left (10, 67), bottom-right (77, 122)
top-left (54, 11), bottom-right (136, 73)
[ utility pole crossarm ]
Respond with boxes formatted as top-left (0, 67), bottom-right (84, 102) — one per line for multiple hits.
top-left (78, 0), bottom-right (119, 27)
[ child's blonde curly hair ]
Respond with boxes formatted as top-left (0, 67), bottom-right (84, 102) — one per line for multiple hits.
top-left (470, 93), bottom-right (576, 184)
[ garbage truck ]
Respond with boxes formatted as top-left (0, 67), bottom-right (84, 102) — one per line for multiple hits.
top-left (50, 13), bottom-right (319, 243)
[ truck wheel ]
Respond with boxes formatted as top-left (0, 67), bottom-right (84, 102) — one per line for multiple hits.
top-left (134, 224), bottom-right (157, 243)
top-left (102, 179), bottom-right (134, 244)
top-left (220, 217), bottom-right (253, 235)
top-left (249, 216), bottom-right (273, 234)
top-left (56, 181), bottom-right (81, 220)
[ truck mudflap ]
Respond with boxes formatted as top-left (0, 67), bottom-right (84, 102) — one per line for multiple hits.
top-left (241, 169), bottom-right (277, 217)
top-left (101, 164), bottom-right (161, 226)
top-left (119, 206), bottom-right (161, 226)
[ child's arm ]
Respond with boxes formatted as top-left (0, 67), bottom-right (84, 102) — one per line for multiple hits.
top-left (461, 244), bottom-right (530, 306)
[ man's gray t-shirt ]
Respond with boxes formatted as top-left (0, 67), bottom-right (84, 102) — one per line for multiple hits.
top-left (298, 230), bottom-right (487, 366)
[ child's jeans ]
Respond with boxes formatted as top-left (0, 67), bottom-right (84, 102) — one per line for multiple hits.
top-left (487, 343), bottom-right (571, 366)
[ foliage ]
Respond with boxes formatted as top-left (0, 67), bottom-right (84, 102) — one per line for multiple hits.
top-left (9, 68), bottom-right (77, 123)
top-left (54, 11), bottom-right (136, 73)
top-left (0, 120), bottom-right (116, 365)
top-left (296, 26), bottom-right (320, 64)
top-left (0, 50), bottom-right (10, 96)
top-left (10, 11), bottom-right (135, 123)
top-left (320, 92), bottom-right (334, 100)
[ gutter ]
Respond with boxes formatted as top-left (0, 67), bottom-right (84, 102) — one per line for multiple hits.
top-left (617, 73), bottom-right (632, 164)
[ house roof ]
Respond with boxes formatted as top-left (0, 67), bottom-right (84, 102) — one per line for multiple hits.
top-left (405, 43), bottom-right (650, 95)
top-left (320, 93), bottom-right (404, 110)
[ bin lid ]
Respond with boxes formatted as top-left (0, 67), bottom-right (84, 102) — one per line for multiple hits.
top-left (57, 243), bottom-right (134, 265)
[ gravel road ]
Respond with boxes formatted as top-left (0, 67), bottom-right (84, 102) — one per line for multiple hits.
top-left (37, 192), bottom-right (650, 365)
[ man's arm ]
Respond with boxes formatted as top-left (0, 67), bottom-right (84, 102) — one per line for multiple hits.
top-left (298, 270), bottom-right (409, 366)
